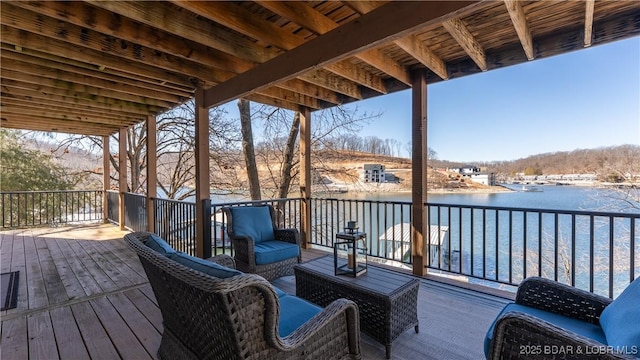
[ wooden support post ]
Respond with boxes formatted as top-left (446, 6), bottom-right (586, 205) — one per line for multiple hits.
top-left (299, 107), bottom-right (312, 249)
top-left (102, 135), bottom-right (110, 223)
top-left (146, 115), bottom-right (157, 233)
top-left (194, 88), bottom-right (212, 259)
top-left (118, 127), bottom-right (127, 231)
top-left (411, 69), bottom-right (428, 276)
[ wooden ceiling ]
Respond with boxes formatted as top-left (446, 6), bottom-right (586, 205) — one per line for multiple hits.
top-left (1, 1), bottom-right (639, 136)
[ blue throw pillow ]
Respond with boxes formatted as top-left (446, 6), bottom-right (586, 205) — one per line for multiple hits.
top-left (600, 277), bottom-right (640, 352)
top-left (169, 252), bottom-right (242, 279)
top-left (144, 234), bottom-right (176, 255)
top-left (230, 206), bottom-right (275, 243)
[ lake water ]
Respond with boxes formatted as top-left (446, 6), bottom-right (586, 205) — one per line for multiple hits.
top-left (322, 185), bottom-right (639, 296)
top-left (335, 185), bottom-right (640, 213)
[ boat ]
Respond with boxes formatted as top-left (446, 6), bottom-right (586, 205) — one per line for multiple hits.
top-left (522, 185), bottom-right (543, 192)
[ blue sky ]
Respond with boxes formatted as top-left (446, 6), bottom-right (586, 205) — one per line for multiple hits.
top-left (350, 37), bottom-right (640, 162)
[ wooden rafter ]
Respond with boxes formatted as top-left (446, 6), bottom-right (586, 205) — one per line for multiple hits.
top-left (1, 80), bottom-right (162, 115)
top-left (443, 18), bottom-right (487, 71)
top-left (203, 1), bottom-right (475, 108)
top-left (172, 0), bottom-right (387, 95)
top-left (87, 0), bottom-right (345, 105)
top-left (504, 0), bottom-right (535, 60)
top-left (346, 1), bottom-right (448, 80)
top-left (256, 1), bottom-right (411, 86)
top-left (584, 0), bottom-right (596, 47)
top-left (395, 36), bottom-right (449, 80)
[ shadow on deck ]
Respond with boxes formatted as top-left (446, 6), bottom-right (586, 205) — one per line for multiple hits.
top-left (0, 224), bottom-right (511, 359)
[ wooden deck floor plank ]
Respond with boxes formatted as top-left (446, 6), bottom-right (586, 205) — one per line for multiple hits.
top-left (108, 292), bottom-right (162, 357)
top-left (96, 239), bottom-right (148, 284)
top-left (1, 232), bottom-right (14, 273)
top-left (24, 234), bottom-right (50, 309)
top-left (54, 238), bottom-right (104, 296)
top-left (83, 239), bottom-right (145, 287)
top-left (34, 236), bottom-right (69, 305)
top-left (90, 296), bottom-right (153, 359)
top-left (66, 239), bottom-right (119, 293)
top-left (71, 301), bottom-right (120, 360)
top-left (8, 231), bottom-right (29, 314)
top-left (45, 236), bottom-right (88, 301)
top-left (76, 239), bottom-right (135, 288)
top-left (138, 284), bottom-right (159, 306)
top-left (1, 316), bottom-right (29, 359)
top-left (49, 306), bottom-right (91, 359)
top-left (123, 288), bottom-right (163, 332)
top-left (27, 311), bottom-right (59, 360)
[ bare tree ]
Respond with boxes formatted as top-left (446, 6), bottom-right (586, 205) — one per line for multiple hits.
top-left (43, 101), bottom-right (242, 200)
top-left (238, 99), bottom-right (261, 200)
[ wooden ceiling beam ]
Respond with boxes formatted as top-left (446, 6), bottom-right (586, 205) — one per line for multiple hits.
top-left (10, 1), bottom-right (256, 75)
top-left (1, 96), bottom-right (145, 121)
top-left (504, 0), bottom-right (535, 60)
top-left (202, 1), bottom-right (476, 108)
top-left (1, 80), bottom-right (162, 115)
top-left (584, 0), bottom-right (595, 47)
top-left (324, 0), bottom-right (449, 80)
top-left (0, 115), bottom-right (118, 136)
top-left (255, 1), bottom-right (412, 86)
top-left (395, 36), bottom-right (449, 80)
top-left (86, 0), bottom-right (275, 64)
top-left (298, 71), bottom-right (362, 100)
top-left (1, 50), bottom-right (193, 99)
top-left (172, 0), bottom-right (387, 95)
top-left (0, 27), bottom-right (196, 91)
top-left (279, 79), bottom-right (343, 105)
top-left (0, 42), bottom-right (193, 94)
top-left (1, 105), bottom-right (140, 127)
top-left (1, 69), bottom-right (176, 109)
top-left (1, 60), bottom-right (187, 104)
top-left (258, 88), bottom-right (320, 110)
top-left (0, 4), bottom-right (226, 86)
top-left (88, 0), bottom-right (349, 105)
top-left (442, 18), bottom-right (488, 71)
top-left (244, 94), bottom-right (301, 113)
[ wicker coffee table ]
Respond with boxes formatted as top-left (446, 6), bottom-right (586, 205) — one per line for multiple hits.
top-left (294, 255), bottom-right (419, 359)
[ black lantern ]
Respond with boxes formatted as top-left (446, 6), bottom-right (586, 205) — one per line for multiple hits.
top-left (334, 223), bottom-right (367, 277)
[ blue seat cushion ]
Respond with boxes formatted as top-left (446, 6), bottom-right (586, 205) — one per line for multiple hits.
top-left (600, 277), bottom-right (640, 350)
top-left (230, 206), bottom-right (275, 243)
top-left (272, 286), bottom-right (287, 298)
top-left (484, 303), bottom-right (607, 358)
top-left (168, 252), bottom-right (242, 279)
top-left (254, 240), bottom-right (299, 265)
top-left (278, 295), bottom-right (322, 337)
top-left (144, 234), bottom-right (176, 255)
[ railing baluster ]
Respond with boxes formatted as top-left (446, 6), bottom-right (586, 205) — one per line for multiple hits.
top-left (554, 213), bottom-right (559, 282)
top-left (609, 216), bottom-right (614, 298)
top-left (571, 214), bottom-right (576, 287)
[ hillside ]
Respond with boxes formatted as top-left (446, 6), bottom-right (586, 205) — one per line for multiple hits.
top-left (19, 133), bottom-right (637, 193)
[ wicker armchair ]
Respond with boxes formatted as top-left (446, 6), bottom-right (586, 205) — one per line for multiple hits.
top-left (125, 232), bottom-right (361, 360)
top-left (486, 277), bottom-right (638, 360)
top-left (222, 205), bottom-right (301, 281)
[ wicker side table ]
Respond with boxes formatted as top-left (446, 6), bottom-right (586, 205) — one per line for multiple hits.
top-left (295, 255), bottom-right (419, 359)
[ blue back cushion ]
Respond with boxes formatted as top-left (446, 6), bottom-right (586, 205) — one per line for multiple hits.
top-left (600, 277), bottom-right (640, 351)
top-left (278, 295), bottom-right (322, 337)
top-left (254, 240), bottom-right (299, 265)
top-left (144, 234), bottom-right (176, 255)
top-left (168, 252), bottom-right (242, 279)
top-left (229, 206), bottom-right (275, 243)
top-left (485, 303), bottom-right (607, 357)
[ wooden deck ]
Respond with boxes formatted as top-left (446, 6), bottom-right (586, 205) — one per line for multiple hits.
top-left (1, 224), bottom-right (512, 360)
